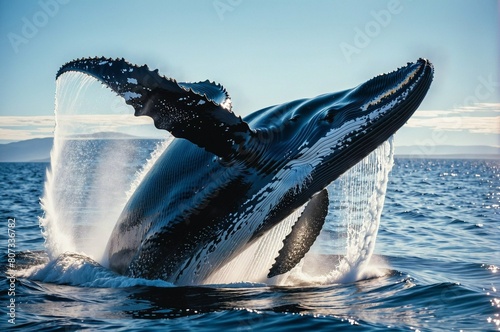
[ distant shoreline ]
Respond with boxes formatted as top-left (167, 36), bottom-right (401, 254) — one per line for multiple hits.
top-left (395, 154), bottom-right (499, 160)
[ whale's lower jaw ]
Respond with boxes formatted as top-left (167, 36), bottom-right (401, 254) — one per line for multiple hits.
top-left (55, 57), bottom-right (433, 283)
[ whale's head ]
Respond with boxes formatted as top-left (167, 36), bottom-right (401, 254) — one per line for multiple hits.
top-left (319, 58), bottom-right (434, 134)
top-left (245, 58), bottom-right (433, 186)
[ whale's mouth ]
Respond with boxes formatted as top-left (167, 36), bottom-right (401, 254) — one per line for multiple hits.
top-left (322, 58), bottom-right (434, 127)
top-left (359, 58), bottom-right (434, 142)
top-left (327, 58), bottom-right (434, 138)
top-left (361, 58), bottom-right (434, 113)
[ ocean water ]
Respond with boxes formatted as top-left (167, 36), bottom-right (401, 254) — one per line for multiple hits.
top-left (1, 158), bottom-right (499, 331)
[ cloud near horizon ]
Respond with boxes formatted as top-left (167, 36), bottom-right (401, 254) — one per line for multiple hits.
top-left (407, 103), bottom-right (500, 134)
top-left (0, 114), bottom-right (162, 142)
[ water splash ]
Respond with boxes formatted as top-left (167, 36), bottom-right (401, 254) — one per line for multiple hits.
top-left (316, 137), bottom-right (394, 284)
top-left (39, 72), bottom-right (164, 264)
top-left (125, 138), bottom-right (173, 201)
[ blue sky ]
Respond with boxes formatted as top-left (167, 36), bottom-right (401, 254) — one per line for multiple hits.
top-left (0, 0), bottom-right (498, 149)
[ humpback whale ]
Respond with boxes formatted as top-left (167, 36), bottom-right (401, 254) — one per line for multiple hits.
top-left (56, 57), bottom-right (433, 284)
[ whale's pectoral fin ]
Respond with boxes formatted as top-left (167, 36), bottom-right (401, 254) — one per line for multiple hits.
top-left (268, 189), bottom-right (329, 278)
top-left (56, 57), bottom-right (253, 159)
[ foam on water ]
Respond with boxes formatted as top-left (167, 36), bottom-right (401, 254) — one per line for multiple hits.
top-left (37, 72), bottom-right (394, 287)
top-left (16, 252), bottom-right (174, 288)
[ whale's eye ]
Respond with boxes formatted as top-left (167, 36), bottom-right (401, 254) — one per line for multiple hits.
top-left (322, 108), bottom-right (338, 123)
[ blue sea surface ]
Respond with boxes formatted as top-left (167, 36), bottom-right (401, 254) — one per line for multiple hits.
top-left (0, 159), bottom-right (499, 331)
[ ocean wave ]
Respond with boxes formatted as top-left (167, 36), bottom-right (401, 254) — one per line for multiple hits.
top-left (12, 251), bottom-right (174, 288)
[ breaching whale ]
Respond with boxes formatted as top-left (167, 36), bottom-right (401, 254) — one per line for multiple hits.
top-left (56, 57), bottom-right (433, 284)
